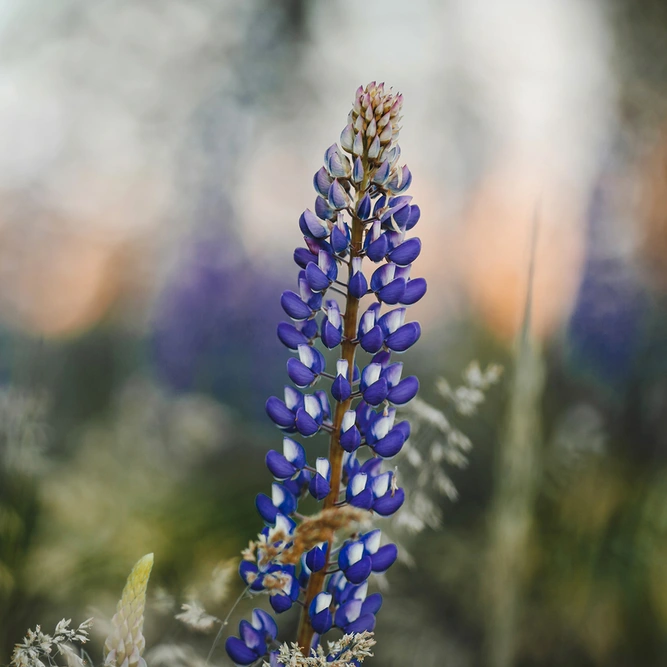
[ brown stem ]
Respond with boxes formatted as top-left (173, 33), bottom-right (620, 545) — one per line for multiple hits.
top-left (296, 203), bottom-right (365, 651)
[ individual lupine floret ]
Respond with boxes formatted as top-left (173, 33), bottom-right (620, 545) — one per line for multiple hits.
top-left (305, 542), bottom-right (328, 573)
top-left (256, 483), bottom-right (298, 524)
top-left (287, 344), bottom-right (326, 388)
top-left (366, 408), bottom-right (411, 458)
top-left (266, 387), bottom-right (328, 437)
top-left (370, 263), bottom-right (408, 305)
top-left (387, 236), bottom-right (422, 266)
top-left (308, 592), bottom-right (333, 634)
top-left (225, 609), bottom-right (277, 667)
top-left (363, 221), bottom-right (389, 263)
top-left (360, 530), bottom-right (398, 574)
top-left (338, 540), bottom-right (372, 585)
top-left (299, 209), bottom-right (329, 239)
top-left (340, 409), bottom-right (362, 452)
top-left (378, 308), bottom-right (422, 352)
top-left (308, 457), bottom-right (331, 500)
top-left (330, 214), bottom-right (351, 255)
top-left (357, 303), bottom-right (384, 353)
top-left (281, 270), bottom-right (323, 321)
top-left (369, 351), bottom-right (420, 406)
top-left (305, 250), bottom-right (338, 292)
top-left (334, 580), bottom-right (382, 634)
top-left (265, 437), bottom-right (307, 480)
top-left (321, 300), bottom-right (343, 349)
top-left (328, 179), bottom-right (352, 211)
top-left (371, 470), bottom-right (405, 516)
top-left (378, 195), bottom-right (414, 231)
top-left (337, 531), bottom-right (398, 588)
top-left (324, 144), bottom-right (352, 179)
top-left (346, 471), bottom-right (373, 509)
top-left (277, 319), bottom-right (317, 350)
top-left (346, 459), bottom-right (405, 516)
top-left (348, 258), bottom-right (368, 299)
top-left (359, 363), bottom-right (388, 407)
top-left (331, 360), bottom-right (352, 402)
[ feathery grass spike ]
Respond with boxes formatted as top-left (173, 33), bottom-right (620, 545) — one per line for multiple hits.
top-left (104, 553), bottom-right (154, 667)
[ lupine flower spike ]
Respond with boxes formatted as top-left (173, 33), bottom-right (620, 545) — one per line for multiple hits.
top-left (227, 82), bottom-right (426, 666)
top-left (104, 553), bottom-right (154, 667)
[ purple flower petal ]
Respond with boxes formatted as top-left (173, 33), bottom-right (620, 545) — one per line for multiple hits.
top-left (328, 180), bottom-right (350, 210)
top-left (366, 234), bottom-right (389, 262)
top-left (348, 271), bottom-right (368, 299)
top-left (385, 322), bottom-right (421, 352)
top-left (305, 262), bottom-right (331, 292)
top-left (388, 237), bottom-right (421, 266)
top-left (239, 620), bottom-right (266, 654)
top-left (313, 167), bottom-right (332, 197)
top-left (256, 493), bottom-right (279, 524)
top-left (406, 204), bottom-right (421, 230)
top-left (281, 291), bottom-right (312, 321)
top-left (295, 407), bottom-right (320, 437)
top-left (400, 277), bottom-right (427, 305)
top-left (372, 428), bottom-right (406, 458)
top-left (370, 544), bottom-right (398, 572)
top-left (269, 594), bottom-right (293, 613)
top-left (373, 487), bottom-right (405, 516)
top-left (360, 326), bottom-right (384, 354)
top-left (361, 593), bottom-right (383, 616)
top-left (387, 376), bottom-right (419, 406)
top-left (265, 450), bottom-right (296, 479)
top-left (251, 609), bottom-right (278, 639)
top-left (225, 637), bottom-right (259, 666)
top-left (345, 613), bottom-right (376, 634)
top-left (265, 397), bottom-right (295, 429)
top-left (321, 319), bottom-right (342, 349)
top-left (357, 193), bottom-right (371, 220)
top-left (306, 544), bottom-right (327, 572)
top-left (344, 555), bottom-right (373, 584)
top-left (331, 374), bottom-right (352, 402)
top-left (277, 322), bottom-right (308, 350)
top-left (309, 472), bottom-right (330, 500)
top-left (294, 247), bottom-right (318, 269)
top-left (299, 209), bottom-right (329, 239)
top-left (362, 378), bottom-right (389, 407)
top-left (347, 487), bottom-right (373, 510)
top-left (287, 358), bottom-right (317, 388)
top-left (378, 277), bottom-right (406, 304)
top-left (315, 195), bottom-right (335, 221)
top-left (331, 223), bottom-right (349, 254)
top-left (340, 425), bottom-right (361, 452)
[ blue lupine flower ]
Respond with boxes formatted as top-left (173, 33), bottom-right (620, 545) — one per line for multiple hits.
top-left (228, 82), bottom-right (425, 665)
top-left (309, 457), bottom-right (331, 500)
top-left (309, 592), bottom-right (333, 634)
top-left (265, 437), bottom-right (307, 480)
top-left (225, 609), bottom-right (277, 666)
top-left (305, 542), bottom-right (328, 573)
top-left (287, 344), bottom-right (326, 388)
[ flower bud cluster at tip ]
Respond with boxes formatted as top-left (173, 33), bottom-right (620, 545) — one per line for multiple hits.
top-left (226, 82), bottom-right (427, 667)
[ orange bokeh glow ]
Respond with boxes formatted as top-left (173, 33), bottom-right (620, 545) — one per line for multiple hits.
top-left (461, 166), bottom-right (586, 342)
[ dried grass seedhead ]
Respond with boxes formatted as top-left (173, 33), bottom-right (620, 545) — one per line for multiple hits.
top-left (282, 506), bottom-right (369, 565)
top-left (267, 631), bottom-right (376, 667)
top-left (242, 506), bottom-right (369, 571)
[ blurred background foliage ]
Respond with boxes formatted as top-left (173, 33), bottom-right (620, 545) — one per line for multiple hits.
top-left (1, 0), bottom-right (667, 665)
